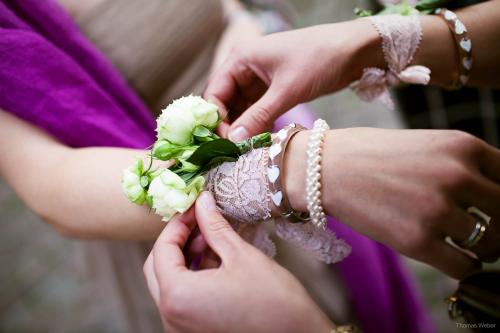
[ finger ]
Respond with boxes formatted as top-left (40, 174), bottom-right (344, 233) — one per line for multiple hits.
top-left (469, 221), bottom-right (500, 262)
top-left (204, 57), bottom-right (244, 121)
top-left (195, 191), bottom-right (242, 263)
top-left (442, 208), bottom-right (499, 261)
top-left (422, 239), bottom-right (481, 279)
top-left (152, 207), bottom-right (197, 284)
top-left (442, 208), bottom-right (477, 244)
top-left (143, 253), bottom-right (160, 306)
top-left (215, 121), bottom-right (230, 138)
top-left (462, 175), bottom-right (500, 233)
top-left (479, 144), bottom-right (500, 184)
top-left (199, 248), bottom-right (221, 269)
top-left (228, 84), bottom-right (296, 141)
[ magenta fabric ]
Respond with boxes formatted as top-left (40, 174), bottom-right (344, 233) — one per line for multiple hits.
top-left (0, 1), bottom-right (434, 332)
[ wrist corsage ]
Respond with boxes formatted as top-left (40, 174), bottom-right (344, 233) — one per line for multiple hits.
top-left (121, 95), bottom-right (271, 222)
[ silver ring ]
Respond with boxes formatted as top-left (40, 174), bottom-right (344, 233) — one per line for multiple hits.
top-left (458, 207), bottom-right (491, 249)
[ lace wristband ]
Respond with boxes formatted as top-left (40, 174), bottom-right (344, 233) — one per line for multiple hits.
top-left (435, 8), bottom-right (472, 89)
top-left (352, 15), bottom-right (430, 109)
top-left (306, 119), bottom-right (329, 229)
top-left (268, 123), bottom-right (310, 222)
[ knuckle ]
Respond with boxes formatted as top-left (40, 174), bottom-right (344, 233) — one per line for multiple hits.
top-left (440, 162), bottom-right (475, 191)
top-left (249, 104), bottom-right (273, 127)
top-left (416, 192), bottom-right (453, 228)
top-left (404, 227), bottom-right (433, 256)
top-left (446, 131), bottom-right (483, 157)
top-left (208, 216), bottom-right (233, 234)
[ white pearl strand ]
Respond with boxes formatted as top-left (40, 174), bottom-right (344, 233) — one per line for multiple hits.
top-left (306, 119), bottom-right (330, 229)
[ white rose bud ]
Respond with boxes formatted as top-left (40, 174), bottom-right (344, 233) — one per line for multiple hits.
top-left (156, 100), bottom-right (196, 146)
top-left (147, 169), bottom-right (205, 222)
top-left (121, 161), bottom-right (148, 205)
top-left (191, 99), bottom-right (219, 129)
top-left (156, 95), bottom-right (219, 145)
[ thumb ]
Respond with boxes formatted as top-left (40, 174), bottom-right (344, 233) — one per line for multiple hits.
top-left (228, 85), bottom-right (295, 141)
top-left (195, 191), bottom-right (242, 262)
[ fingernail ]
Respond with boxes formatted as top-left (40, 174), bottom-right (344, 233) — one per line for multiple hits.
top-left (199, 191), bottom-right (217, 211)
top-left (229, 126), bottom-right (249, 142)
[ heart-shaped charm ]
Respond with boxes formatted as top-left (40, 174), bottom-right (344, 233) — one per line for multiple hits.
top-left (444, 10), bottom-right (456, 21)
top-left (271, 191), bottom-right (283, 207)
top-left (269, 144), bottom-right (282, 159)
top-left (454, 20), bottom-right (467, 34)
top-left (277, 128), bottom-right (288, 140)
top-left (460, 38), bottom-right (471, 52)
top-left (267, 166), bottom-right (280, 183)
top-left (462, 57), bottom-right (472, 70)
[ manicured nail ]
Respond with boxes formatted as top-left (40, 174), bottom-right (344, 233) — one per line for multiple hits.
top-left (199, 191), bottom-right (217, 211)
top-left (229, 126), bottom-right (249, 142)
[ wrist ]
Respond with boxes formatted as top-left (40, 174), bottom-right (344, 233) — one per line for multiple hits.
top-left (412, 14), bottom-right (457, 86)
top-left (342, 18), bottom-right (385, 84)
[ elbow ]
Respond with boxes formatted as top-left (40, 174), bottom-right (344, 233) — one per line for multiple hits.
top-left (34, 207), bottom-right (91, 240)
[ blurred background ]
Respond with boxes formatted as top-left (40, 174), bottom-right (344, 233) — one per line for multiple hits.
top-left (1, 0), bottom-right (498, 332)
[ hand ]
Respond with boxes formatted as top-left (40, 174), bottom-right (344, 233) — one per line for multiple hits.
top-left (144, 191), bottom-right (334, 333)
top-left (285, 128), bottom-right (500, 279)
top-left (204, 19), bottom-right (383, 140)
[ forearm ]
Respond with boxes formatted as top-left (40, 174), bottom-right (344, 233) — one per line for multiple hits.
top-left (0, 111), bottom-right (164, 240)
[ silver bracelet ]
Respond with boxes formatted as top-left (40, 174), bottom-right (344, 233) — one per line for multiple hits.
top-left (306, 119), bottom-right (329, 229)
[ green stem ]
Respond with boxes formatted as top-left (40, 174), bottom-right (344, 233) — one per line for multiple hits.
top-left (236, 132), bottom-right (272, 154)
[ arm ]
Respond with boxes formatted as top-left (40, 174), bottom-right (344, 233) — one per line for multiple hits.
top-left (0, 110), bottom-right (164, 240)
top-left (284, 128), bottom-right (500, 279)
top-left (205, 0), bottom-right (500, 140)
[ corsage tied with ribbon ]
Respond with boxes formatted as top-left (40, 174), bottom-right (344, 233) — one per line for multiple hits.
top-left (352, 0), bottom-right (437, 109)
top-left (122, 95), bottom-right (350, 264)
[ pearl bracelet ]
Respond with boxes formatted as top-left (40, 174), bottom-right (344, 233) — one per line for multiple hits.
top-left (306, 119), bottom-right (329, 229)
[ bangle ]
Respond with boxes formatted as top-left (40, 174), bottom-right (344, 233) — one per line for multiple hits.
top-left (306, 119), bottom-right (329, 229)
top-left (435, 8), bottom-right (472, 89)
top-left (268, 123), bottom-right (310, 222)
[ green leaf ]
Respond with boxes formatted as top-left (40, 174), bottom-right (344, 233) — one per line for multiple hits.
top-left (140, 175), bottom-right (149, 188)
top-left (415, 0), bottom-right (448, 11)
top-left (178, 172), bottom-right (198, 184)
top-left (193, 125), bottom-right (211, 138)
top-left (187, 139), bottom-right (240, 166)
top-left (354, 7), bottom-right (373, 17)
top-left (152, 140), bottom-right (184, 161)
top-left (201, 156), bottom-right (238, 173)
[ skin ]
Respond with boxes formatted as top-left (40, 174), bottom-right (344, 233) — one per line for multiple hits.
top-left (204, 0), bottom-right (500, 140)
top-left (143, 191), bottom-right (334, 333)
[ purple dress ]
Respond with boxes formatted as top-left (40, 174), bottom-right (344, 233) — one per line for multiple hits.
top-left (0, 1), bottom-right (434, 332)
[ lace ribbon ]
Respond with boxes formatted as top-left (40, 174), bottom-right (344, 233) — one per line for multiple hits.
top-left (352, 15), bottom-right (430, 109)
top-left (205, 148), bottom-right (351, 263)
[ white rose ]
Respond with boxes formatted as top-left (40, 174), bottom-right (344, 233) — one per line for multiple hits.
top-left (121, 161), bottom-right (148, 204)
top-left (147, 169), bottom-right (205, 222)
